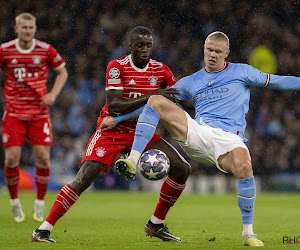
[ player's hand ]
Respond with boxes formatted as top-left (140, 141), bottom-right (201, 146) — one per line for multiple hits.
top-left (154, 87), bottom-right (182, 102)
top-left (100, 116), bottom-right (117, 131)
top-left (40, 93), bottom-right (57, 107)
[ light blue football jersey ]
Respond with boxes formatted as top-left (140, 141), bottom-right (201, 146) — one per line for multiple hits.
top-left (174, 62), bottom-right (300, 142)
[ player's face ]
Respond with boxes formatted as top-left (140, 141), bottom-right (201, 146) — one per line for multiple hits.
top-left (130, 35), bottom-right (153, 68)
top-left (204, 38), bottom-right (229, 72)
top-left (15, 19), bottom-right (36, 43)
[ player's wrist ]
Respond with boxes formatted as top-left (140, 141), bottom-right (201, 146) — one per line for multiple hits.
top-left (49, 91), bottom-right (58, 98)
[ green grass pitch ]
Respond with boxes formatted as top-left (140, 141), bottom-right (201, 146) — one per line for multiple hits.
top-left (0, 191), bottom-right (299, 249)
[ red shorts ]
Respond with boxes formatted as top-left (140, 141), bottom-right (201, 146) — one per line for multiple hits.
top-left (2, 114), bottom-right (52, 147)
top-left (81, 129), bottom-right (161, 172)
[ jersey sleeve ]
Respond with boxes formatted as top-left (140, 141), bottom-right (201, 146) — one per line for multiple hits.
top-left (47, 45), bottom-right (65, 70)
top-left (240, 64), bottom-right (300, 90)
top-left (160, 64), bottom-right (176, 88)
top-left (173, 76), bottom-right (190, 100)
top-left (267, 74), bottom-right (300, 91)
top-left (105, 60), bottom-right (124, 91)
top-left (242, 64), bottom-right (270, 87)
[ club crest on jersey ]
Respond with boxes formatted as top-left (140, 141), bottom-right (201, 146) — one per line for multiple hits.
top-left (109, 68), bottom-right (120, 79)
top-left (96, 147), bottom-right (106, 157)
top-left (149, 76), bottom-right (158, 86)
top-left (33, 56), bottom-right (41, 64)
top-left (208, 79), bottom-right (215, 86)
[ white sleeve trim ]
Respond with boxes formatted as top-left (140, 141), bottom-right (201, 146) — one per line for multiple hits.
top-left (53, 62), bottom-right (66, 70)
top-left (105, 86), bottom-right (124, 91)
top-left (263, 74), bottom-right (270, 87)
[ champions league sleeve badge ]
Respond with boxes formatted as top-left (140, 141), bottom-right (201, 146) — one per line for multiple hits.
top-left (109, 68), bottom-right (120, 78)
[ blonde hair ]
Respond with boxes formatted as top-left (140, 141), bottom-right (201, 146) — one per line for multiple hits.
top-left (15, 13), bottom-right (36, 25)
top-left (205, 31), bottom-right (230, 49)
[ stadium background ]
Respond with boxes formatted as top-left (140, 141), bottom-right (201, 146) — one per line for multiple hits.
top-left (0, 0), bottom-right (300, 193)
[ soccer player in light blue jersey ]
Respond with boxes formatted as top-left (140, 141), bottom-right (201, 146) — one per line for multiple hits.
top-left (101, 31), bottom-right (300, 246)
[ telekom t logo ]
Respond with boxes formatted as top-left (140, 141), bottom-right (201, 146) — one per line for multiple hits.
top-left (129, 92), bottom-right (142, 98)
top-left (14, 68), bottom-right (26, 82)
top-left (14, 67), bottom-right (39, 82)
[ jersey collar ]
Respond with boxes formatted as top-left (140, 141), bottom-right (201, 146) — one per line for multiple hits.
top-left (129, 54), bottom-right (149, 72)
top-left (15, 38), bottom-right (36, 54)
top-left (204, 62), bottom-right (229, 73)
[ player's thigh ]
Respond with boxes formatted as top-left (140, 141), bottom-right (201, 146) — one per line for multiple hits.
top-left (81, 130), bottom-right (131, 172)
top-left (32, 145), bottom-right (51, 166)
top-left (27, 118), bottom-right (52, 146)
top-left (147, 138), bottom-right (190, 177)
top-left (149, 96), bottom-right (188, 141)
top-left (2, 115), bottom-right (27, 147)
top-left (4, 146), bottom-right (22, 166)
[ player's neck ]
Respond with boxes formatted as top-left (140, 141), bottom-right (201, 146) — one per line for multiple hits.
top-left (205, 62), bottom-right (227, 73)
top-left (132, 60), bottom-right (147, 69)
top-left (17, 39), bottom-right (34, 50)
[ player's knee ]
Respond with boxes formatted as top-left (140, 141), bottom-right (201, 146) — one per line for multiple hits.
top-left (4, 154), bottom-right (19, 166)
top-left (148, 95), bottom-right (165, 111)
top-left (36, 156), bottom-right (50, 167)
top-left (169, 160), bottom-right (191, 183)
top-left (234, 161), bottom-right (253, 179)
top-left (181, 161), bottom-right (191, 180)
top-left (71, 161), bottom-right (104, 193)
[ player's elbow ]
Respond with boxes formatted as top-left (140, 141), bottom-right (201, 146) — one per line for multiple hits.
top-left (107, 103), bottom-right (120, 117)
top-left (107, 105), bottom-right (115, 116)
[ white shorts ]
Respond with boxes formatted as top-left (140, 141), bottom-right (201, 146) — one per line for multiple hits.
top-left (176, 112), bottom-right (249, 173)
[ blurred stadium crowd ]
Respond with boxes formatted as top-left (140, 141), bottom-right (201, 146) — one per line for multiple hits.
top-left (1, 0), bottom-right (300, 190)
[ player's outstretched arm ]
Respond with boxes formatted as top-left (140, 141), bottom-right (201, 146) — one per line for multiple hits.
top-left (101, 97), bottom-right (194, 131)
top-left (107, 87), bottom-right (180, 116)
top-left (100, 105), bottom-right (145, 131)
top-left (267, 74), bottom-right (300, 91)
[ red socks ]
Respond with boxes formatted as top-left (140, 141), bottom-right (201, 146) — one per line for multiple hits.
top-left (153, 176), bottom-right (186, 220)
top-left (46, 184), bottom-right (80, 226)
top-left (35, 166), bottom-right (50, 200)
top-left (4, 165), bottom-right (19, 199)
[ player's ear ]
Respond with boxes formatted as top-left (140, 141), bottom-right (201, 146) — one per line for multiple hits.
top-left (225, 49), bottom-right (230, 58)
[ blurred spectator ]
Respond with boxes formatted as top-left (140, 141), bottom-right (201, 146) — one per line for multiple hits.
top-left (249, 45), bottom-right (277, 74)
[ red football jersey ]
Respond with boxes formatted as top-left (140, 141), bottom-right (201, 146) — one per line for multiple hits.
top-left (0, 38), bottom-right (65, 120)
top-left (98, 54), bottom-right (176, 133)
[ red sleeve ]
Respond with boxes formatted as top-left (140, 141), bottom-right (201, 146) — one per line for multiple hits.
top-left (160, 64), bottom-right (176, 88)
top-left (47, 45), bottom-right (65, 70)
top-left (105, 60), bottom-right (124, 90)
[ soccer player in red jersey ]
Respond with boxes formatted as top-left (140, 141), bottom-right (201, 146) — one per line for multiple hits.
top-left (31, 26), bottom-right (190, 243)
top-left (0, 13), bottom-right (68, 223)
